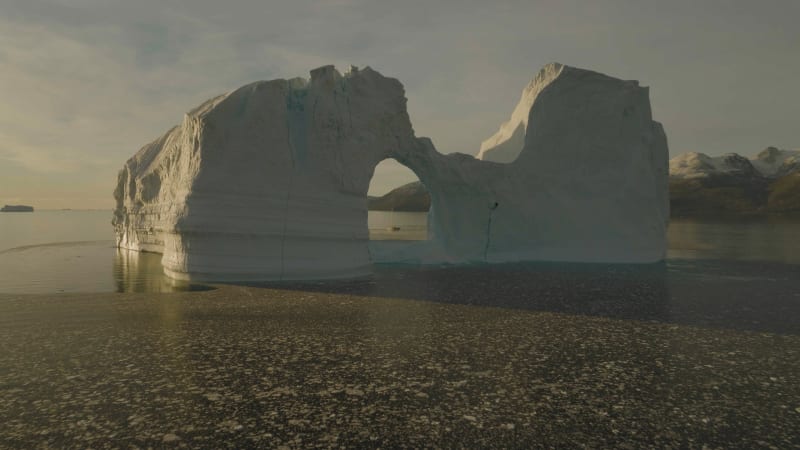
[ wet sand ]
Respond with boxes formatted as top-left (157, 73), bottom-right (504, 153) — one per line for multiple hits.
top-left (1, 284), bottom-right (799, 448)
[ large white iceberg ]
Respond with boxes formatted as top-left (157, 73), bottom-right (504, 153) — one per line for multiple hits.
top-left (113, 63), bottom-right (669, 281)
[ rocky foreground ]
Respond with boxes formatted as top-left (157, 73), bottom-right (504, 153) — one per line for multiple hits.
top-left (2, 261), bottom-right (799, 448)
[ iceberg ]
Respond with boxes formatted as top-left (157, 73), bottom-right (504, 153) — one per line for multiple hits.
top-left (1, 205), bottom-right (34, 212)
top-left (476, 63), bottom-right (564, 164)
top-left (113, 63), bottom-right (669, 281)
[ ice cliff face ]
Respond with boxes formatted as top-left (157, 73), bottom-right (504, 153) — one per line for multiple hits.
top-left (114, 63), bottom-right (669, 281)
top-left (114, 66), bottom-right (421, 280)
top-left (476, 63), bottom-right (565, 163)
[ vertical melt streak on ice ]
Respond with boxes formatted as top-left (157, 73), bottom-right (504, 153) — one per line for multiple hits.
top-left (483, 201), bottom-right (499, 262)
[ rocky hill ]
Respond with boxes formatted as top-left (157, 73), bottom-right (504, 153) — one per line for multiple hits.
top-left (368, 181), bottom-right (430, 211)
top-left (669, 147), bottom-right (800, 217)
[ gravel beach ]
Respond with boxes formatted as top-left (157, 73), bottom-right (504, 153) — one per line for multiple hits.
top-left (1, 275), bottom-right (799, 448)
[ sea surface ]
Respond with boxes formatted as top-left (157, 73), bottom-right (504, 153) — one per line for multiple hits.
top-left (0, 210), bottom-right (799, 294)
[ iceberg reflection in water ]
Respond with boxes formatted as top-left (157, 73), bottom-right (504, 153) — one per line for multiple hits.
top-left (0, 241), bottom-right (212, 294)
top-left (113, 248), bottom-right (213, 293)
top-left (0, 240), bottom-right (113, 294)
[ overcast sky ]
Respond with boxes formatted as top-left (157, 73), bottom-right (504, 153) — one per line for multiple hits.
top-left (1, 0), bottom-right (798, 208)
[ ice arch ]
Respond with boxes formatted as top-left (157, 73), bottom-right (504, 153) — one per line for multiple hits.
top-left (366, 159), bottom-right (430, 242)
top-left (113, 63), bottom-right (668, 281)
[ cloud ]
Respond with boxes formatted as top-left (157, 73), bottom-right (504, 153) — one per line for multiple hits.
top-left (0, 0), bottom-right (798, 208)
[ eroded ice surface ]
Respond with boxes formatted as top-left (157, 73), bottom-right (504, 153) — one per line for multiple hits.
top-left (113, 63), bottom-right (669, 281)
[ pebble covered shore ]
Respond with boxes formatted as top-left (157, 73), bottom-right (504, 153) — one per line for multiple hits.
top-left (1, 281), bottom-right (798, 448)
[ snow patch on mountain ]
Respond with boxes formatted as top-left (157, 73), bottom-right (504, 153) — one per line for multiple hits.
top-left (670, 147), bottom-right (800, 179)
top-left (752, 147), bottom-right (800, 178)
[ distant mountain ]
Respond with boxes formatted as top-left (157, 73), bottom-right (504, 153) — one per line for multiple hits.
top-left (767, 172), bottom-right (800, 212)
top-left (669, 152), bottom-right (760, 180)
top-left (670, 147), bottom-right (800, 180)
top-left (669, 147), bottom-right (800, 217)
top-left (368, 181), bottom-right (430, 211)
top-left (752, 147), bottom-right (800, 178)
top-left (475, 68), bottom-right (544, 163)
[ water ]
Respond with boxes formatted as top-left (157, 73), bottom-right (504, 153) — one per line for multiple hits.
top-left (667, 217), bottom-right (800, 264)
top-left (0, 209), bottom-right (113, 250)
top-left (1, 210), bottom-right (799, 294)
top-left (0, 210), bottom-right (205, 293)
top-left (368, 211), bottom-right (428, 240)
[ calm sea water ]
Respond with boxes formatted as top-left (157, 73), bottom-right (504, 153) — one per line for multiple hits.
top-left (0, 210), bottom-right (798, 294)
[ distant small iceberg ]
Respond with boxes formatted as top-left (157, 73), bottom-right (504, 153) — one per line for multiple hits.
top-left (1, 205), bottom-right (34, 212)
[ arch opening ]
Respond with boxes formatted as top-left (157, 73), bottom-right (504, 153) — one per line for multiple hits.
top-left (367, 158), bottom-right (431, 241)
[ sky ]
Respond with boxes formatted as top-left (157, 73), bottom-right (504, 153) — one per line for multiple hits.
top-left (0, 0), bottom-right (798, 209)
